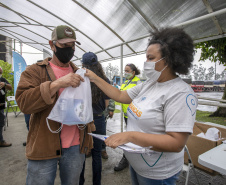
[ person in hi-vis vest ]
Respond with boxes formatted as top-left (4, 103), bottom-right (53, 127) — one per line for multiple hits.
top-left (114, 63), bottom-right (141, 172)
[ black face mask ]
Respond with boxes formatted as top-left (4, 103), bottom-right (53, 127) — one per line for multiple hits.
top-left (54, 45), bottom-right (75, 64)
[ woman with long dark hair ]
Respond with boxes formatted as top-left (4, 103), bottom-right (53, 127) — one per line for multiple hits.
top-left (79, 52), bottom-right (110, 185)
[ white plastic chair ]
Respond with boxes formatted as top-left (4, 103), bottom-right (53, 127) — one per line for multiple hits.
top-left (6, 96), bottom-right (21, 118)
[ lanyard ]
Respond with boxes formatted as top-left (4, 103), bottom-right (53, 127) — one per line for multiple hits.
top-left (121, 76), bottom-right (135, 90)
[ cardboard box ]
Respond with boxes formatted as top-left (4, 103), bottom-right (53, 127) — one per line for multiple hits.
top-left (184, 122), bottom-right (226, 174)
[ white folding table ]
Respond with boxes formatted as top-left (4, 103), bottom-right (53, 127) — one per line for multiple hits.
top-left (198, 143), bottom-right (226, 175)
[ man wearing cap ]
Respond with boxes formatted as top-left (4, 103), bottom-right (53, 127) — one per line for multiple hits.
top-left (16, 25), bottom-right (95, 185)
top-left (0, 67), bottom-right (12, 147)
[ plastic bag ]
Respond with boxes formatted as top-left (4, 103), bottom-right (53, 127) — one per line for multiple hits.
top-left (197, 127), bottom-right (222, 141)
top-left (47, 68), bottom-right (93, 133)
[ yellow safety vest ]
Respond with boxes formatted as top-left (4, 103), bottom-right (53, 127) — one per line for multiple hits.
top-left (120, 76), bottom-right (140, 118)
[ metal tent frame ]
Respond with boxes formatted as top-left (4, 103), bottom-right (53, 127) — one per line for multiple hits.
top-left (0, 0), bottom-right (225, 64)
top-left (0, 0), bottom-right (226, 133)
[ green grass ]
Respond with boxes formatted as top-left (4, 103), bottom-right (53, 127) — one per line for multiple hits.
top-left (196, 110), bottom-right (226, 126)
top-left (4, 106), bottom-right (20, 113)
top-left (114, 108), bottom-right (226, 126)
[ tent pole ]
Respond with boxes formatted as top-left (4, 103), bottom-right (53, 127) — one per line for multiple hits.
top-left (13, 39), bottom-right (15, 51)
top-left (120, 44), bottom-right (124, 133)
top-left (20, 41), bottom-right (22, 56)
top-left (175, 8), bottom-right (226, 27)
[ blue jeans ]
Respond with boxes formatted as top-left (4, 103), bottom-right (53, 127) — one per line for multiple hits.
top-left (80, 115), bottom-right (105, 185)
top-left (130, 166), bottom-right (180, 185)
top-left (102, 116), bottom-right (107, 151)
top-left (26, 145), bottom-right (85, 185)
top-left (24, 114), bottom-right (31, 130)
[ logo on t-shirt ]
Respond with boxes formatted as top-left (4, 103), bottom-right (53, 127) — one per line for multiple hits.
top-left (141, 97), bottom-right (146, 101)
top-left (186, 94), bottom-right (197, 116)
top-left (128, 102), bottom-right (142, 119)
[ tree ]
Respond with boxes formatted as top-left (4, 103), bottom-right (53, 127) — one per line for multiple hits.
top-left (111, 65), bottom-right (119, 77)
top-left (221, 70), bottom-right (226, 80)
top-left (195, 37), bottom-right (226, 117)
top-left (104, 63), bottom-right (119, 82)
top-left (197, 64), bottom-right (206, 80)
top-left (192, 64), bottom-right (199, 80)
top-left (215, 73), bottom-right (221, 80)
top-left (192, 64), bottom-right (206, 80)
top-left (205, 66), bottom-right (215, 80)
top-left (0, 60), bottom-right (14, 96)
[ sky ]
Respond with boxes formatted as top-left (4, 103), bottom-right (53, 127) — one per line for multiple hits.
top-left (16, 43), bottom-right (225, 75)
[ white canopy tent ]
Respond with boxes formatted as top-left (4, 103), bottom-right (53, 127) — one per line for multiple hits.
top-left (1, 0), bottom-right (226, 131)
top-left (0, 0), bottom-right (226, 64)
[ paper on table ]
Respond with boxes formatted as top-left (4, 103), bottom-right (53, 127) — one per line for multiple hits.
top-left (88, 133), bottom-right (153, 154)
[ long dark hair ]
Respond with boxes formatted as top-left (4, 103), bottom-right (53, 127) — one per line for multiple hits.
top-left (83, 62), bottom-right (108, 104)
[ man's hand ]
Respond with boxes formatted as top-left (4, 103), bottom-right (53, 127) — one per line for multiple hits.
top-left (50, 73), bottom-right (84, 96)
top-left (0, 82), bottom-right (5, 89)
top-left (55, 73), bottom-right (84, 88)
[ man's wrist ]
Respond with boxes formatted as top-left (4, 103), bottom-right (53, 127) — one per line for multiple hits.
top-left (50, 81), bottom-right (61, 96)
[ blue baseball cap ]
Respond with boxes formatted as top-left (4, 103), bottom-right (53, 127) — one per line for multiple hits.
top-left (81, 52), bottom-right (98, 65)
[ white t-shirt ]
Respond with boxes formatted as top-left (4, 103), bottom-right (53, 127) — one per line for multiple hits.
top-left (125, 77), bottom-right (197, 180)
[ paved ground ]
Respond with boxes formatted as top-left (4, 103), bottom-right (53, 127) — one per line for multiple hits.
top-left (0, 111), bottom-right (130, 185)
top-left (0, 110), bottom-right (226, 185)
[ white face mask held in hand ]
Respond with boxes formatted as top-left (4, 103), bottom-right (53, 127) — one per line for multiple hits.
top-left (143, 57), bottom-right (167, 82)
top-left (46, 68), bottom-right (93, 133)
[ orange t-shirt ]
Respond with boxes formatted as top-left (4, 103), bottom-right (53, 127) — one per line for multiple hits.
top-left (49, 62), bottom-right (80, 148)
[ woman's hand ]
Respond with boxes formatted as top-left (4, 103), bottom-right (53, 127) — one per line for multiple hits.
top-left (84, 68), bottom-right (98, 82)
top-left (84, 68), bottom-right (132, 104)
top-left (106, 131), bottom-right (189, 152)
top-left (105, 132), bottom-right (130, 149)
